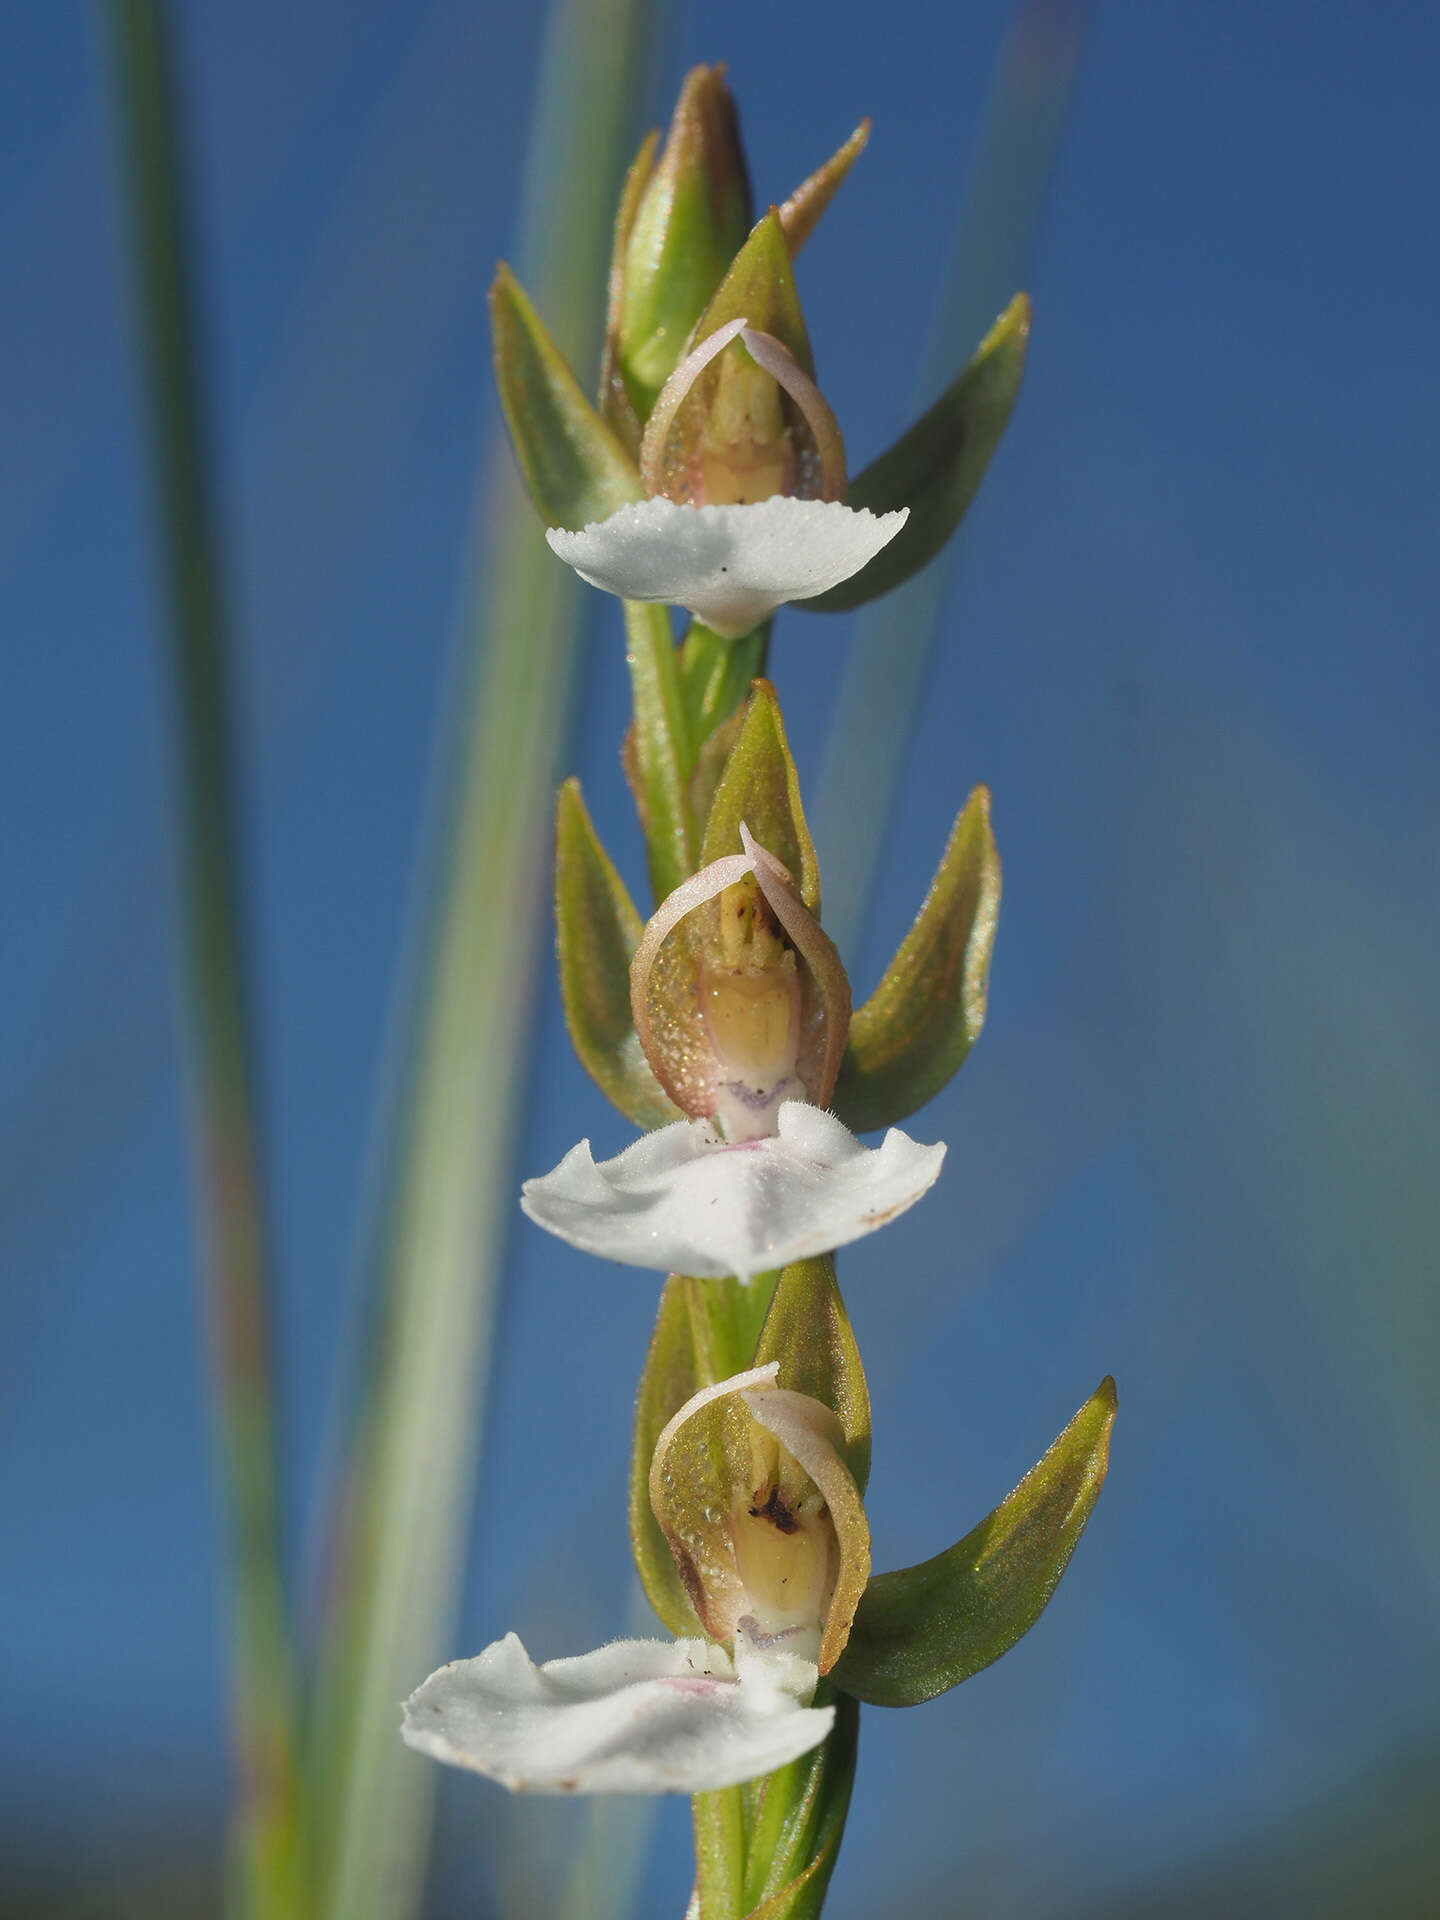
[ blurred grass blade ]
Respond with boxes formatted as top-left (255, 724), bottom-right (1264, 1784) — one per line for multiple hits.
top-left (813, 0), bottom-right (1093, 960)
top-left (309, 4), bottom-right (656, 1916)
top-left (106, 5), bottom-right (307, 1913)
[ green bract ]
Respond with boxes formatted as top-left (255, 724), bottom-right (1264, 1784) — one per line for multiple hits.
top-left (700, 679), bottom-right (821, 914)
top-left (833, 1377), bottom-right (1116, 1708)
top-left (553, 778), bottom-right (677, 1129)
top-left (489, 263), bottom-right (641, 529)
top-left (833, 785), bottom-right (1000, 1131)
top-left (801, 293), bottom-right (1031, 611)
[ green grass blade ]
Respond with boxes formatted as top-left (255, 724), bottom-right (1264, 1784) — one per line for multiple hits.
top-left (106, 5), bottom-right (308, 1913)
top-left (813, 0), bottom-right (1092, 960)
top-left (309, 5), bottom-right (657, 1916)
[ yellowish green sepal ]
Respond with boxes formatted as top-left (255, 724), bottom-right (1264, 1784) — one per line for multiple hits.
top-left (802, 293), bottom-right (1031, 611)
top-left (699, 680), bottom-right (821, 914)
top-left (832, 1377), bottom-right (1116, 1707)
top-left (490, 262), bottom-right (642, 529)
top-left (554, 778), bottom-right (678, 1129)
top-left (755, 1255), bottom-right (871, 1495)
top-left (832, 785), bottom-right (999, 1132)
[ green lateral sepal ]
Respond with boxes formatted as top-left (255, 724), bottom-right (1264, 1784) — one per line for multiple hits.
top-left (755, 1255), bottom-right (871, 1494)
top-left (832, 1376), bottom-right (1116, 1708)
top-left (690, 206), bottom-right (815, 374)
top-left (778, 120), bottom-right (870, 257)
top-left (554, 778), bottom-right (677, 1129)
top-left (801, 293), bottom-right (1031, 612)
top-left (490, 262), bottom-right (642, 529)
top-left (832, 785), bottom-right (999, 1132)
top-left (699, 679), bottom-right (821, 913)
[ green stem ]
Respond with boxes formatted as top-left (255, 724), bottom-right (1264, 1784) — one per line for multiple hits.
top-left (692, 1784), bottom-right (748, 1919)
top-left (106, 5), bottom-right (306, 1914)
top-left (624, 597), bottom-right (696, 900)
top-left (306, 3), bottom-right (655, 1915)
top-left (677, 621), bottom-right (770, 747)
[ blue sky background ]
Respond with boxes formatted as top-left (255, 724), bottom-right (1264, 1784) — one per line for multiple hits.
top-left (3, 1), bottom-right (1438, 1913)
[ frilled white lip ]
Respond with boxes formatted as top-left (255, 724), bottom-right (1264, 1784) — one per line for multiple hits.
top-left (546, 496), bottom-right (908, 640)
top-left (401, 1630), bottom-right (831, 1796)
top-left (520, 1099), bottom-right (944, 1283)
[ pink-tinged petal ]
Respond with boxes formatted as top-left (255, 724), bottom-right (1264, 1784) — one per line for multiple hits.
top-left (402, 1631), bottom-right (831, 1796)
top-left (737, 328), bottom-right (846, 501)
top-left (630, 849), bottom-right (758, 1122)
top-left (545, 496), bottom-right (908, 640)
top-left (649, 1365), bottom-right (870, 1673)
top-left (740, 823), bottom-right (850, 1113)
top-left (639, 316), bottom-right (750, 497)
top-left (630, 832), bottom-right (849, 1137)
top-left (519, 1102), bottom-right (945, 1283)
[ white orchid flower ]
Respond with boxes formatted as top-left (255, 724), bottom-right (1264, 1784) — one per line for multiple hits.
top-left (546, 318), bottom-right (907, 638)
top-left (401, 1625), bottom-right (832, 1796)
top-left (401, 1367), bottom-right (867, 1796)
top-left (521, 826), bottom-right (944, 1281)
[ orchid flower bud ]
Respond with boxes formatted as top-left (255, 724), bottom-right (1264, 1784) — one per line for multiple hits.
top-left (611, 65), bottom-right (753, 423)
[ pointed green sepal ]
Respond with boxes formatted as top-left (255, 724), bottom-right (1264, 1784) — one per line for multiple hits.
top-left (832, 1376), bottom-right (1116, 1708)
top-left (555, 779), bottom-right (678, 1129)
top-left (832, 785), bottom-right (999, 1132)
top-left (699, 679), bottom-right (821, 914)
top-left (755, 1255), bottom-right (871, 1494)
top-left (800, 293), bottom-right (1031, 612)
top-left (691, 206), bottom-right (814, 375)
top-left (778, 120), bottom-right (870, 258)
top-left (490, 262), bottom-right (642, 529)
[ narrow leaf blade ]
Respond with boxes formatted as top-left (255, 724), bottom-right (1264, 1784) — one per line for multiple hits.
top-left (555, 778), bottom-right (678, 1129)
top-left (832, 785), bottom-right (999, 1132)
top-left (800, 294), bottom-right (1030, 612)
top-left (834, 1377), bottom-right (1116, 1707)
top-left (491, 262), bottom-right (643, 529)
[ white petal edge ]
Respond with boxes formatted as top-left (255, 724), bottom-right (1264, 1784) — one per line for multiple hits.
top-left (520, 1100), bottom-right (945, 1282)
top-left (546, 496), bottom-right (909, 640)
top-left (401, 1631), bottom-right (832, 1796)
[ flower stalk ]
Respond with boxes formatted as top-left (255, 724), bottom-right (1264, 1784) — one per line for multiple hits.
top-left (404, 58), bottom-right (1116, 1919)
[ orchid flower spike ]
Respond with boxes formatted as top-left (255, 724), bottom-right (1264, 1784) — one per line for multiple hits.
top-left (401, 1367), bottom-right (865, 1795)
top-left (546, 319), bottom-right (907, 638)
top-left (520, 827), bottom-right (944, 1281)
